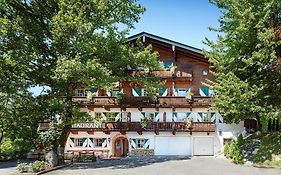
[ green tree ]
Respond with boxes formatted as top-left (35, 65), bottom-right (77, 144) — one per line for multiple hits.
top-left (204, 0), bottom-right (281, 124)
top-left (1, 0), bottom-right (161, 166)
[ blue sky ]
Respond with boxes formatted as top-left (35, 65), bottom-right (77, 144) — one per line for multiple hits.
top-left (129, 0), bottom-right (221, 50)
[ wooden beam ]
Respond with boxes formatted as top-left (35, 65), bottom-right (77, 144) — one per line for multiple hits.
top-left (154, 129), bottom-right (159, 135)
top-left (137, 128), bottom-right (143, 135)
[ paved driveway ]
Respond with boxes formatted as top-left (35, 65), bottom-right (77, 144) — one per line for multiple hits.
top-left (45, 156), bottom-right (281, 175)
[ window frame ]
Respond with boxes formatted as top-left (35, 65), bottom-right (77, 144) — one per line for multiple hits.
top-left (74, 138), bottom-right (84, 147)
top-left (94, 138), bottom-right (103, 148)
top-left (136, 138), bottom-right (146, 149)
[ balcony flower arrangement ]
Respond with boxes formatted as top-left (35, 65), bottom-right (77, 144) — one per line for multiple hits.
top-left (185, 91), bottom-right (193, 101)
top-left (140, 117), bottom-right (148, 128)
top-left (185, 118), bottom-right (193, 128)
top-left (87, 92), bottom-right (96, 101)
top-left (116, 92), bottom-right (125, 104)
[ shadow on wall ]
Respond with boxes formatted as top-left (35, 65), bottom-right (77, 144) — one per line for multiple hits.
top-left (68, 156), bottom-right (191, 170)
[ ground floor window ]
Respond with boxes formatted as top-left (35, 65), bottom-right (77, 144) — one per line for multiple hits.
top-left (74, 138), bottom-right (84, 147)
top-left (136, 139), bottom-right (146, 149)
top-left (94, 138), bottom-right (103, 147)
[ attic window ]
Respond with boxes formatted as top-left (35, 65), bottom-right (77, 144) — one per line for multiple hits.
top-left (203, 70), bottom-right (208, 76)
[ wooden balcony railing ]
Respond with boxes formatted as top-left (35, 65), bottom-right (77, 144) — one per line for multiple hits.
top-left (120, 96), bottom-right (156, 105)
top-left (71, 96), bottom-right (213, 107)
top-left (103, 122), bottom-right (215, 132)
top-left (158, 96), bottom-right (212, 107)
top-left (130, 70), bottom-right (192, 79)
top-left (39, 121), bottom-right (216, 132)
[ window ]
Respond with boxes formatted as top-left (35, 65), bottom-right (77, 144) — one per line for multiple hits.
top-left (107, 113), bottom-right (116, 122)
top-left (177, 113), bottom-right (188, 122)
top-left (77, 89), bottom-right (86, 96)
top-left (94, 138), bottom-right (103, 147)
top-left (145, 112), bottom-right (155, 120)
top-left (203, 70), bottom-right (208, 76)
top-left (74, 138), bottom-right (84, 147)
top-left (178, 88), bottom-right (187, 97)
top-left (202, 113), bottom-right (211, 122)
top-left (121, 112), bottom-right (130, 122)
top-left (136, 139), bottom-right (146, 149)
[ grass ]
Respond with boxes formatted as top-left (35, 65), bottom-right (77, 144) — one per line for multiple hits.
top-left (241, 132), bottom-right (281, 168)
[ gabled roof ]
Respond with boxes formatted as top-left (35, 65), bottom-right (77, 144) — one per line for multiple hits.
top-left (127, 32), bottom-right (203, 54)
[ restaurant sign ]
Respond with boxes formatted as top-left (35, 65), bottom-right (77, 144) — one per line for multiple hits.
top-left (72, 123), bottom-right (100, 128)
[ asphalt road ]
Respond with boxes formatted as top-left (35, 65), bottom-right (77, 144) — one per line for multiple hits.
top-left (44, 156), bottom-right (281, 175)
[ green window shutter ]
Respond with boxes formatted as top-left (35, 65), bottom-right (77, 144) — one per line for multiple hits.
top-left (89, 87), bottom-right (98, 93)
top-left (163, 61), bottom-right (173, 68)
top-left (211, 112), bottom-right (216, 122)
top-left (199, 87), bottom-right (209, 96)
top-left (132, 88), bottom-right (142, 96)
top-left (186, 112), bottom-right (191, 118)
top-left (141, 112), bottom-right (146, 118)
top-left (172, 112), bottom-right (177, 122)
top-left (155, 112), bottom-right (160, 122)
top-left (185, 88), bottom-right (190, 93)
top-left (159, 87), bottom-right (168, 96)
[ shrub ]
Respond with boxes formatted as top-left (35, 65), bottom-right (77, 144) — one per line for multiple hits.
top-left (64, 154), bottom-right (74, 160)
top-left (17, 163), bottom-right (28, 173)
top-left (17, 161), bottom-right (49, 173)
top-left (78, 154), bottom-right (93, 162)
top-left (224, 142), bottom-right (230, 158)
top-left (237, 134), bottom-right (243, 147)
top-left (229, 139), bottom-right (244, 164)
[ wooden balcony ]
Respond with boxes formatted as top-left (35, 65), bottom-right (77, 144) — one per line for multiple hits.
top-left (130, 70), bottom-right (192, 79)
top-left (39, 121), bottom-right (216, 134)
top-left (120, 96), bottom-right (156, 105)
top-left (158, 96), bottom-right (212, 107)
top-left (103, 121), bottom-right (216, 133)
top-left (72, 96), bottom-right (213, 107)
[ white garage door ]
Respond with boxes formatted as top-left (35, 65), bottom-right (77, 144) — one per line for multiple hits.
top-left (154, 136), bottom-right (191, 155)
top-left (193, 137), bottom-right (214, 156)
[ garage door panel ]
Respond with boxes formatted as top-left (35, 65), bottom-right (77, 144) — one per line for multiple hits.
top-left (155, 136), bottom-right (191, 155)
top-left (193, 137), bottom-right (214, 156)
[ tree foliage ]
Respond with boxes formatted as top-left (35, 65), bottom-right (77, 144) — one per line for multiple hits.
top-left (205, 0), bottom-right (281, 123)
top-left (0, 0), bottom-right (162, 164)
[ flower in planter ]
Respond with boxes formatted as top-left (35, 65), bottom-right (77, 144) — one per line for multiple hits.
top-left (140, 118), bottom-right (148, 128)
top-left (185, 118), bottom-right (193, 128)
top-left (185, 91), bottom-right (193, 101)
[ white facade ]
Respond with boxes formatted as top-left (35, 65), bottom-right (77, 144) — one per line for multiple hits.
top-left (65, 107), bottom-right (245, 157)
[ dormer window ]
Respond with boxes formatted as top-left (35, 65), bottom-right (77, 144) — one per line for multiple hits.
top-left (203, 70), bottom-right (208, 76)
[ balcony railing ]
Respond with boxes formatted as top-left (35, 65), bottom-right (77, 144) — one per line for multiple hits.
top-left (71, 96), bottom-right (213, 107)
top-left (39, 122), bottom-right (216, 132)
top-left (103, 121), bottom-right (215, 132)
top-left (130, 70), bottom-right (192, 79)
top-left (120, 96), bottom-right (156, 105)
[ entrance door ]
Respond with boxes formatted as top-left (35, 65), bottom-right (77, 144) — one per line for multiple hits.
top-left (114, 137), bottom-right (129, 157)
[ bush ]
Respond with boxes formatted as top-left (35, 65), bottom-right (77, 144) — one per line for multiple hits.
top-left (17, 163), bottom-right (28, 173)
top-left (224, 142), bottom-right (230, 158)
top-left (237, 134), bottom-right (243, 146)
top-left (17, 161), bottom-right (50, 173)
top-left (229, 139), bottom-right (244, 164)
top-left (78, 154), bottom-right (93, 162)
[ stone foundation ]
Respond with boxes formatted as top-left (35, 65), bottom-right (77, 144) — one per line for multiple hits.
top-left (129, 149), bottom-right (154, 156)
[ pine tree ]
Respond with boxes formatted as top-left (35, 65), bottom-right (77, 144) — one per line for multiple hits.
top-left (205, 0), bottom-right (281, 124)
